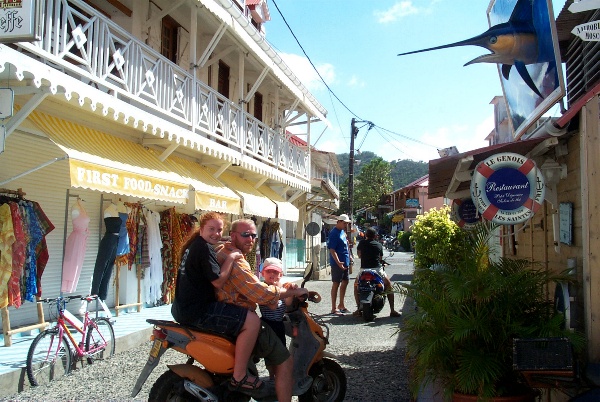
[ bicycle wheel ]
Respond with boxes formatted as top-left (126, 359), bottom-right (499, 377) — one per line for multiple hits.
top-left (26, 328), bottom-right (72, 386)
top-left (85, 317), bottom-right (115, 364)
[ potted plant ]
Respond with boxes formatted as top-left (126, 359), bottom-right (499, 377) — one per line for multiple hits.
top-left (401, 207), bottom-right (584, 401)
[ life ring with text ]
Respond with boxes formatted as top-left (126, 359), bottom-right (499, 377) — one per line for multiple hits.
top-left (470, 152), bottom-right (545, 225)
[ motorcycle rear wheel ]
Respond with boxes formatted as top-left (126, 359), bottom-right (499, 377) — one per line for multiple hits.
top-left (299, 358), bottom-right (346, 402)
top-left (362, 302), bottom-right (375, 322)
top-left (149, 370), bottom-right (195, 402)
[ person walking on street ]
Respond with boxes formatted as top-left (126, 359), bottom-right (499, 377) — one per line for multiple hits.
top-left (328, 214), bottom-right (353, 315)
top-left (353, 227), bottom-right (401, 317)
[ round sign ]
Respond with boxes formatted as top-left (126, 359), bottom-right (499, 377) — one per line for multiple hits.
top-left (451, 198), bottom-right (481, 228)
top-left (306, 222), bottom-right (321, 236)
top-left (470, 152), bottom-right (545, 225)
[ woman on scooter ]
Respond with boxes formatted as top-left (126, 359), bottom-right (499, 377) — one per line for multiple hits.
top-left (353, 228), bottom-right (401, 317)
top-left (171, 212), bottom-right (264, 393)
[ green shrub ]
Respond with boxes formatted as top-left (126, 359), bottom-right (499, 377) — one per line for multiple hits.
top-left (398, 230), bottom-right (412, 251)
top-left (410, 206), bottom-right (467, 269)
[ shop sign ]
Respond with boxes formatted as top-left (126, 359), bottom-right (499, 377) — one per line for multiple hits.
top-left (70, 159), bottom-right (189, 204)
top-left (451, 198), bottom-right (481, 228)
top-left (405, 198), bottom-right (419, 208)
top-left (0, 0), bottom-right (42, 43)
top-left (194, 191), bottom-right (239, 215)
top-left (470, 152), bottom-right (545, 225)
top-left (571, 21), bottom-right (600, 41)
top-left (392, 213), bottom-right (404, 223)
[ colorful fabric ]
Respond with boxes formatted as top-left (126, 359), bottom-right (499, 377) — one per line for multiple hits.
top-left (31, 201), bottom-right (54, 297)
top-left (125, 203), bottom-right (141, 270)
top-left (159, 208), bottom-right (174, 303)
top-left (0, 203), bottom-right (16, 308)
top-left (23, 202), bottom-right (43, 302)
top-left (215, 242), bottom-right (280, 310)
top-left (8, 202), bottom-right (26, 308)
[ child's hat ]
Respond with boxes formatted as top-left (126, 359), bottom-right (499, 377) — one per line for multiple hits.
top-left (262, 257), bottom-right (283, 273)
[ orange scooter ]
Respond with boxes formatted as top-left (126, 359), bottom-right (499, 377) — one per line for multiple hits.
top-left (132, 269), bottom-right (346, 401)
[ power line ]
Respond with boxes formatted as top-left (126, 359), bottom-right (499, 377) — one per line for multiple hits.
top-left (270, 0), bottom-right (438, 151)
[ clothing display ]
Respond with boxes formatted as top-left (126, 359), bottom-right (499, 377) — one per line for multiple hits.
top-left (0, 192), bottom-right (54, 308)
top-left (144, 209), bottom-right (163, 305)
top-left (61, 199), bottom-right (90, 293)
top-left (90, 216), bottom-right (122, 300)
top-left (259, 220), bottom-right (284, 261)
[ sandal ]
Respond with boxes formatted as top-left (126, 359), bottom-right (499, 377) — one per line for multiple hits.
top-left (390, 311), bottom-right (401, 317)
top-left (228, 374), bottom-right (264, 393)
top-left (338, 308), bottom-right (349, 314)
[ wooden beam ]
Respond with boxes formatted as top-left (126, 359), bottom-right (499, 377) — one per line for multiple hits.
top-left (106, 0), bottom-right (132, 17)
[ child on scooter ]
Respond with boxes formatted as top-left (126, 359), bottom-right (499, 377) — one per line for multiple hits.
top-left (259, 257), bottom-right (297, 379)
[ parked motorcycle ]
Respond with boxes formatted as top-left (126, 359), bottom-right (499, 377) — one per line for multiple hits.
top-left (131, 268), bottom-right (346, 401)
top-left (356, 260), bottom-right (389, 322)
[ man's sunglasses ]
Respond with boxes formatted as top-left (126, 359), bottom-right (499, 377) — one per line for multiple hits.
top-left (235, 231), bottom-right (258, 239)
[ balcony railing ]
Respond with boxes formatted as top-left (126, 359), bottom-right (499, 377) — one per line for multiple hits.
top-left (15, 0), bottom-right (308, 180)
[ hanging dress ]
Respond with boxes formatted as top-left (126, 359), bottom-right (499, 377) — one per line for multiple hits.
top-left (61, 200), bottom-right (90, 293)
top-left (8, 202), bottom-right (26, 308)
top-left (144, 209), bottom-right (163, 305)
top-left (22, 201), bottom-right (43, 302)
top-left (0, 202), bottom-right (16, 308)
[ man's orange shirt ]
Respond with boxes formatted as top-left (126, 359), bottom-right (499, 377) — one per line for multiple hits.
top-left (215, 242), bottom-right (280, 310)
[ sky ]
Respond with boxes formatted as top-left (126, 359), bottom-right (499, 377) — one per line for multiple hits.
top-left (263, 0), bottom-right (569, 163)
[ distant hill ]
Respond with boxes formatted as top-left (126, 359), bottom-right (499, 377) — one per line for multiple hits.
top-left (336, 152), bottom-right (429, 190)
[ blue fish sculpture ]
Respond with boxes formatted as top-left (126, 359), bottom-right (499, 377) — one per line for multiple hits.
top-left (398, 0), bottom-right (555, 98)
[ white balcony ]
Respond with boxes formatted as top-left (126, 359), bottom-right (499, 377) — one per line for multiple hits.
top-left (1, 0), bottom-right (317, 187)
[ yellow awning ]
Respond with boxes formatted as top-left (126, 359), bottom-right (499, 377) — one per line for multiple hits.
top-left (165, 157), bottom-right (241, 215)
top-left (258, 185), bottom-right (299, 222)
top-left (212, 171), bottom-right (276, 219)
top-left (27, 111), bottom-right (189, 204)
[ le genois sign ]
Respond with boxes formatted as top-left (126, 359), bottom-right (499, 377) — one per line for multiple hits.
top-left (470, 152), bottom-right (545, 225)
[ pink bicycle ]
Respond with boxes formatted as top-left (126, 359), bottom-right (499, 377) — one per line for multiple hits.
top-left (26, 295), bottom-right (115, 386)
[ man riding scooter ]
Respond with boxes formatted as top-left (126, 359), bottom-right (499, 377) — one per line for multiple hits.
top-left (353, 228), bottom-right (401, 318)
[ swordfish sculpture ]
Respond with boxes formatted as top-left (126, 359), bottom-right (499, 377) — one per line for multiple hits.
top-left (398, 0), bottom-right (556, 99)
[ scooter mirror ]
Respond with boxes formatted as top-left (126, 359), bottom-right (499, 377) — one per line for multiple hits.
top-left (301, 262), bottom-right (314, 288)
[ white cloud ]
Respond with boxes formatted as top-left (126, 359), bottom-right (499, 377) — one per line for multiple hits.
top-left (279, 52), bottom-right (335, 92)
top-left (374, 1), bottom-right (419, 24)
top-left (347, 75), bottom-right (366, 88)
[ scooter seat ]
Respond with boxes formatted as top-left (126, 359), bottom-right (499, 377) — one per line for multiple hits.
top-left (146, 319), bottom-right (236, 343)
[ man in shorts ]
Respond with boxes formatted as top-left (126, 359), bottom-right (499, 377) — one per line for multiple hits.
top-left (327, 214), bottom-right (353, 315)
top-left (216, 219), bottom-right (309, 402)
top-left (353, 227), bottom-right (401, 317)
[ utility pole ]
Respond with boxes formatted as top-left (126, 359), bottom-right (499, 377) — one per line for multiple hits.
top-left (348, 118), bottom-right (358, 222)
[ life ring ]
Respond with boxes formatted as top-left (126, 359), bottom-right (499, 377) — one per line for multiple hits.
top-left (470, 152), bottom-right (545, 225)
top-left (451, 198), bottom-right (481, 228)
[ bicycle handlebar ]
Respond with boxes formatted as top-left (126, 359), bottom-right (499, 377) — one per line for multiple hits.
top-left (37, 294), bottom-right (99, 304)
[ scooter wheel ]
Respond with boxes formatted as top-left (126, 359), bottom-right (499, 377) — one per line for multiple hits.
top-left (149, 370), bottom-right (195, 402)
top-left (299, 358), bottom-right (346, 402)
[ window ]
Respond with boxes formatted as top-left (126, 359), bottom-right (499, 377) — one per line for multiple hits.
top-left (254, 92), bottom-right (263, 122)
top-left (161, 16), bottom-right (179, 63)
top-left (218, 61), bottom-right (230, 98)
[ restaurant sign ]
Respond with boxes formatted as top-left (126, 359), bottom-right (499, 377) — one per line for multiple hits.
top-left (470, 152), bottom-right (545, 225)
